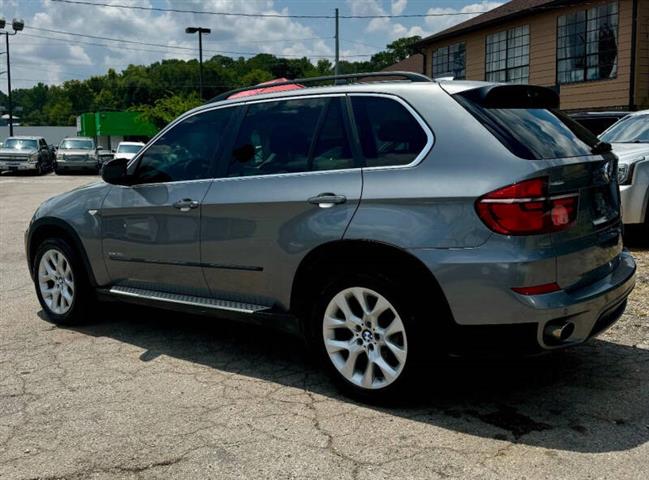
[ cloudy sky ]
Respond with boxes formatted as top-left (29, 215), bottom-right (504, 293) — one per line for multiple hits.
top-left (1, 0), bottom-right (503, 91)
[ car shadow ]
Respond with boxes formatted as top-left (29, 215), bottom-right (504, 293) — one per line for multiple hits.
top-left (60, 302), bottom-right (649, 454)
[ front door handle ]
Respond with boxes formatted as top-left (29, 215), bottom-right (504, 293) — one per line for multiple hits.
top-left (172, 198), bottom-right (200, 212)
top-left (307, 193), bottom-right (347, 209)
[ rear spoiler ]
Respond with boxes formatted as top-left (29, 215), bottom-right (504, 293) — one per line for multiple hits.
top-left (455, 85), bottom-right (559, 109)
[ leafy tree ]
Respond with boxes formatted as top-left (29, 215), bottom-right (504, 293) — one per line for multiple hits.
top-left (0, 36), bottom-right (421, 126)
top-left (132, 93), bottom-right (202, 129)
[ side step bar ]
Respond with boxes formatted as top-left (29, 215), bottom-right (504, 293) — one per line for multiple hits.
top-left (107, 286), bottom-right (270, 314)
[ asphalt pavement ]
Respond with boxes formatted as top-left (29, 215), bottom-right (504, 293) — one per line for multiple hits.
top-left (1, 173), bottom-right (647, 479)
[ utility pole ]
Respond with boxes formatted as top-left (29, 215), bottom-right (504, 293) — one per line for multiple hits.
top-left (0, 19), bottom-right (23, 136)
top-left (185, 27), bottom-right (211, 99)
top-left (334, 8), bottom-right (340, 77)
top-left (5, 32), bottom-right (13, 136)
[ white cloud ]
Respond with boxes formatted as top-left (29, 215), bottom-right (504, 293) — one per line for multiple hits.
top-left (346, 0), bottom-right (503, 41)
top-left (5, 0), bottom-right (360, 89)
top-left (391, 0), bottom-right (407, 16)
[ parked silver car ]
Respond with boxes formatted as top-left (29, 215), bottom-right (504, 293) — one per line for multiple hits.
top-left (55, 137), bottom-right (101, 173)
top-left (0, 136), bottom-right (53, 174)
top-left (25, 73), bottom-right (636, 399)
top-left (599, 110), bottom-right (649, 235)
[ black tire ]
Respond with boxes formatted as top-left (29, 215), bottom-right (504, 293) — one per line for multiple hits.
top-left (54, 166), bottom-right (63, 175)
top-left (310, 272), bottom-right (428, 402)
top-left (33, 238), bottom-right (93, 325)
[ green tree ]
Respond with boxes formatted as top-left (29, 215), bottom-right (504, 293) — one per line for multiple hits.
top-left (132, 94), bottom-right (202, 129)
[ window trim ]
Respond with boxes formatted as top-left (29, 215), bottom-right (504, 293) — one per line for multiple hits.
top-left (126, 103), bottom-right (240, 186)
top-left (484, 25), bottom-right (530, 84)
top-left (125, 92), bottom-right (434, 186)
top-left (555, 2), bottom-right (619, 85)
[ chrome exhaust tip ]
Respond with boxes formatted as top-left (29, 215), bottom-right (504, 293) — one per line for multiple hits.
top-left (544, 321), bottom-right (576, 343)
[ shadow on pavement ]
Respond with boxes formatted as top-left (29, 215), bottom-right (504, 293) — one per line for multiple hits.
top-left (64, 302), bottom-right (649, 454)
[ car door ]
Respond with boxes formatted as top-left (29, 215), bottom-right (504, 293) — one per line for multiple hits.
top-left (101, 106), bottom-right (236, 295)
top-left (201, 95), bottom-right (363, 309)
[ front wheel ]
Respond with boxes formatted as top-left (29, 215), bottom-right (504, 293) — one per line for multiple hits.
top-left (33, 238), bottom-right (92, 325)
top-left (313, 274), bottom-right (420, 400)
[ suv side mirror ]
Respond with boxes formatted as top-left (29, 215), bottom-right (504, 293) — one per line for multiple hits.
top-left (101, 157), bottom-right (129, 185)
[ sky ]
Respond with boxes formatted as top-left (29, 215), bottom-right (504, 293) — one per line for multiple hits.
top-left (0, 0), bottom-right (504, 91)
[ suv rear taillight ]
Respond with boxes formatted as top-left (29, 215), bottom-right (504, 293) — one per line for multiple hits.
top-left (476, 177), bottom-right (578, 235)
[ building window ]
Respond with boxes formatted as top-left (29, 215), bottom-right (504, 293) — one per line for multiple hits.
top-left (485, 25), bottom-right (530, 84)
top-left (557, 2), bottom-right (618, 84)
top-left (431, 42), bottom-right (465, 79)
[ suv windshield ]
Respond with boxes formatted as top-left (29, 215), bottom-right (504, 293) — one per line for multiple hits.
top-left (59, 139), bottom-right (94, 150)
top-left (4, 139), bottom-right (38, 150)
top-left (454, 93), bottom-right (599, 160)
top-left (600, 114), bottom-right (649, 143)
top-left (117, 144), bottom-right (143, 154)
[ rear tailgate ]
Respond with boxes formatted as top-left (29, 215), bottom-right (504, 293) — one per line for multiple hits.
top-left (449, 83), bottom-right (623, 289)
top-left (546, 156), bottom-right (622, 289)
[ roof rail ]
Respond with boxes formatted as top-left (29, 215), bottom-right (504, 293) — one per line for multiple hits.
top-left (206, 71), bottom-right (433, 103)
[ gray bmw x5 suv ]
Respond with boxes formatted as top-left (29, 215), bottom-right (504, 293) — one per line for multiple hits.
top-left (26, 72), bottom-right (636, 398)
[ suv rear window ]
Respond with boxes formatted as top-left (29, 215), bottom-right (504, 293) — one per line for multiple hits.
top-left (455, 92), bottom-right (599, 160)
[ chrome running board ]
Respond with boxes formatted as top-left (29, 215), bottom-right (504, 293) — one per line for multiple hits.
top-left (107, 286), bottom-right (270, 314)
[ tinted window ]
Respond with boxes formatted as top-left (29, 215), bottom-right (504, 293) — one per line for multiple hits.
top-left (311, 99), bottom-right (354, 171)
top-left (351, 96), bottom-right (428, 168)
top-left (455, 94), bottom-right (599, 159)
top-left (228, 98), bottom-right (330, 177)
top-left (117, 144), bottom-right (143, 154)
top-left (4, 139), bottom-right (38, 150)
top-left (134, 108), bottom-right (233, 184)
top-left (572, 117), bottom-right (620, 136)
top-left (600, 115), bottom-right (649, 143)
top-left (59, 139), bottom-right (94, 150)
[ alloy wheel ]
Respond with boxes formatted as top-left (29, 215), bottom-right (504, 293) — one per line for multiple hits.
top-left (322, 286), bottom-right (407, 390)
top-left (38, 249), bottom-right (75, 315)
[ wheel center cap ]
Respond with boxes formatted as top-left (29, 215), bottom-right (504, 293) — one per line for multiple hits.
top-left (361, 330), bottom-right (373, 342)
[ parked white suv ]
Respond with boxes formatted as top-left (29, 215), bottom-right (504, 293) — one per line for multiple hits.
top-left (114, 141), bottom-right (145, 161)
top-left (600, 110), bottom-right (649, 236)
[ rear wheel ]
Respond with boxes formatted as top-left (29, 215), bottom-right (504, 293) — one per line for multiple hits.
top-left (33, 238), bottom-right (92, 325)
top-left (312, 273), bottom-right (423, 400)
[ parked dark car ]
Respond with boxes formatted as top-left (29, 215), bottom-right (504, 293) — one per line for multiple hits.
top-left (0, 136), bottom-right (53, 174)
top-left (570, 111), bottom-right (630, 136)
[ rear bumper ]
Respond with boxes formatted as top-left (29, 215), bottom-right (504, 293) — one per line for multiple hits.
top-left (411, 247), bottom-right (636, 352)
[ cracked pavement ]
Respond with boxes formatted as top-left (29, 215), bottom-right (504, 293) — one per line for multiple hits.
top-left (1, 174), bottom-right (648, 479)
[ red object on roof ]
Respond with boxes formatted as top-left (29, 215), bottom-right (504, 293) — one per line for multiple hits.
top-left (228, 78), bottom-right (304, 99)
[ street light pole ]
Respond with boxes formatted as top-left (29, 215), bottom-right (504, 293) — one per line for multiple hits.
top-left (5, 31), bottom-right (13, 136)
top-left (0, 19), bottom-right (23, 137)
top-left (185, 27), bottom-right (211, 100)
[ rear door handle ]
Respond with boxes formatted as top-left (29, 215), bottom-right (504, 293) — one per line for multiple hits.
top-left (307, 193), bottom-right (347, 208)
top-left (172, 198), bottom-right (200, 212)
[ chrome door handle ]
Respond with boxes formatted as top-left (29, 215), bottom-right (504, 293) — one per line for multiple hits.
top-left (307, 193), bottom-right (347, 209)
top-left (172, 199), bottom-right (199, 212)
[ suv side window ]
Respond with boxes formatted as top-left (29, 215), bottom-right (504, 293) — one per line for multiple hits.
top-left (351, 96), bottom-right (428, 168)
top-left (227, 97), bottom-right (354, 177)
top-left (132, 107), bottom-right (233, 184)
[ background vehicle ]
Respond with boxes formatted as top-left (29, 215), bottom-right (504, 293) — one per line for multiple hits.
top-left (113, 141), bottom-right (145, 161)
top-left (0, 136), bottom-right (53, 174)
top-left (26, 73), bottom-right (635, 399)
top-left (600, 110), bottom-right (649, 236)
top-left (55, 137), bottom-right (101, 174)
top-left (570, 111), bottom-right (630, 136)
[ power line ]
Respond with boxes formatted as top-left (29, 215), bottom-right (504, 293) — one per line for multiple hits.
top-left (51, 0), bottom-right (494, 19)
